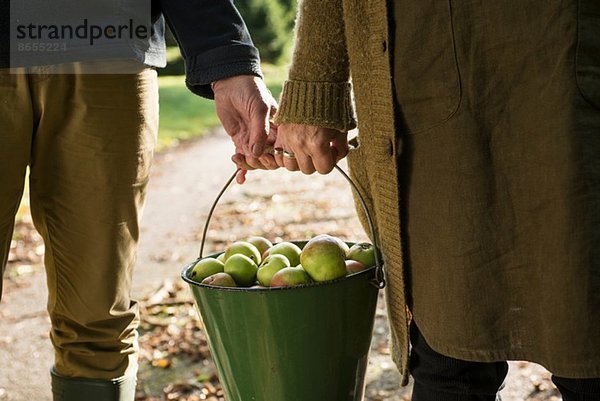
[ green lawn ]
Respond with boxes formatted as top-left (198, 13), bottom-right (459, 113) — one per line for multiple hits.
top-left (157, 63), bottom-right (288, 150)
top-left (157, 75), bottom-right (220, 149)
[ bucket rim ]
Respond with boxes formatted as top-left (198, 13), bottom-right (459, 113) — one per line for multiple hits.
top-left (181, 258), bottom-right (379, 293)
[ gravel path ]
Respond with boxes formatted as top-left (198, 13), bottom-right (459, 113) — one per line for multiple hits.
top-left (1, 130), bottom-right (561, 401)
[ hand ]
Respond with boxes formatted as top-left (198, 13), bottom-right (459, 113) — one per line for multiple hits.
top-left (273, 124), bottom-right (349, 174)
top-left (231, 142), bottom-right (278, 184)
top-left (213, 75), bottom-right (278, 165)
top-left (231, 139), bottom-right (279, 185)
top-left (231, 124), bottom-right (348, 184)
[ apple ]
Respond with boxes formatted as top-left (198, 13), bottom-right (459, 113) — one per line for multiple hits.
top-left (261, 248), bottom-right (270, 261)
top-left (300, 235), bottom-right (347, 282)
top-left (345, 259), bottom-right (367, 274)
top-left (312, 234), bottom-right (350, 255)
top-left (189, 258), bottom-right (224, 282)
top-left (201, 272), bottom-right (237, 287)
top-left (246, 236), bottom-right (273, 257)
top-left (257, 254), bottom-right (291, 286)
top-left (333, 236), bottom-right (350, 254)
top-left (270, 266), bottom-right (312, 287)
top-left (347, 242), bottom-right (377, 268)
top-left (224, 253), bottom-right (259, 286)
top-left (223, 241), bottom-right (262, 265)
top-left (269, 242), bottom-right (302, 267)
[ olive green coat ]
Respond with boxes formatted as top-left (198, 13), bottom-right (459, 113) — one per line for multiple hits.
top-left (274, 0), bottom-right (600, 383)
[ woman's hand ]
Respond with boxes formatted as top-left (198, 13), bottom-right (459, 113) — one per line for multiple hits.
top-left (273, 124), bottom-right (349, 174)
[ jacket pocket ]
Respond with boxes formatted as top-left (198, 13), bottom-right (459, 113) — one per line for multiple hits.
top-left (393, 0), bottom-right (461, 133)
top-left (576, 0), bottom-right (600, 109)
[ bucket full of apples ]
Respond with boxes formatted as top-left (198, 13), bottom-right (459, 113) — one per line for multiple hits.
top-left (181, 166), bottom-right (384, 401)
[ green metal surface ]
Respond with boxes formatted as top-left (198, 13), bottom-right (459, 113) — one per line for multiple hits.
top-left (181, 243), bottom-right (380, 401)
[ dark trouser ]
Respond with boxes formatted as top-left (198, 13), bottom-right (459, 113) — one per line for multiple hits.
top-left (410, 324), bottom-right (600, 401)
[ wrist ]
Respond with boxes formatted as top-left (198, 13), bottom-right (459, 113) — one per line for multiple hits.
top-left (212, 75), bottom-right (261, 93)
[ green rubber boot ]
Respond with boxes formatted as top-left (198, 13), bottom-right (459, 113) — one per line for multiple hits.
top-left (51, 367), bottom-right (136, 401)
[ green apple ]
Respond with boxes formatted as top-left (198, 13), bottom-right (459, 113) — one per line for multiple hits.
top-left (216, 253), bottom-right (226, 263)
top-left (311, 234), bottom-right (350, 255)
top-left (261, 248), bottom-right (270, 261)
top-left (345, 259), bottom-right (367, 274)
top-left (270, 266), bottom-right (312, 287)
top-left (223, 241), bottom-right (262, 265)
top-left (224, 253), bottom-right (259, 286)
top-left (347, 242), bottom-right (377, 268)
top-left (300, 235), bottom-right (347, 282)
top-left (257, 254), bottom-right (291, 286)
top-left (333, 236), bottom-right (350, 254)
top-left (269, 242), bottom-right (302, 267)
top-left (201, 272), bottom-right (237, 287)
top-left (189, 258), bottom-right (224, 282)
top-left (246, 236), bottom-right (273, 257)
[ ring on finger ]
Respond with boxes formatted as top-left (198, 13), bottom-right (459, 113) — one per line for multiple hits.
top-left (273, 147), bottom-right (284, 156)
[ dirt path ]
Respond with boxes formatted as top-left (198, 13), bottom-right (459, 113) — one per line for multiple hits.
top-left (1, 129), bottom-right (560, 401)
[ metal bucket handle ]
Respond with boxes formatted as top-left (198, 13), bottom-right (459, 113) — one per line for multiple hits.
top-left (198, 165), bottom-right (386, 289)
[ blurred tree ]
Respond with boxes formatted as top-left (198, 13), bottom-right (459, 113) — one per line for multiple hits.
top-left (278, 0), bottom-right (298, 31)
top-left (235, 0), bottom-right (295, 64)
top-left (160, 0), bottom-right (299, 75)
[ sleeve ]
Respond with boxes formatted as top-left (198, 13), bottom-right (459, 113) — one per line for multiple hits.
top-left (273, 0), bottom-right (356, 132)
top-left (159, 0), bottom-right (263, 98)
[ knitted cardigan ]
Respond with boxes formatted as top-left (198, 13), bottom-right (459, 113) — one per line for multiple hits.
top-left (273, 0), bottom-right (411, 383)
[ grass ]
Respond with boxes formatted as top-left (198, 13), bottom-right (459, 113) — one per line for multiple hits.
top-left (157, 75), bottom-right (221, 149)
top-left (157, 63), bottom-right (288, 150)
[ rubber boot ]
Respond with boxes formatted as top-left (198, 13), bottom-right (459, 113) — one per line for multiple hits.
top-left (51, 367), bottom-right (136, 401)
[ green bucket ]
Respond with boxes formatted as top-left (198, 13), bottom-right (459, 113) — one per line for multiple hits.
top-left (181, 166), bottom-right (385, 401)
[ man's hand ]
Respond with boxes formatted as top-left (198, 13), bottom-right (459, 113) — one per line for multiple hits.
top-left (213, 75), bottom-right (278, 171)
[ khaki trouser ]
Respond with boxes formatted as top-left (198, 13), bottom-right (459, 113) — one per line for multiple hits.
top-left (0, 62), bottom-right (159, 380)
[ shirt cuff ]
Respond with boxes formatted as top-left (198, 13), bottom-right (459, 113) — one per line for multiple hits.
top-left (273, 80), bottom-right (357, 132)
top-left (184, 43), bottom-right (263, 98)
